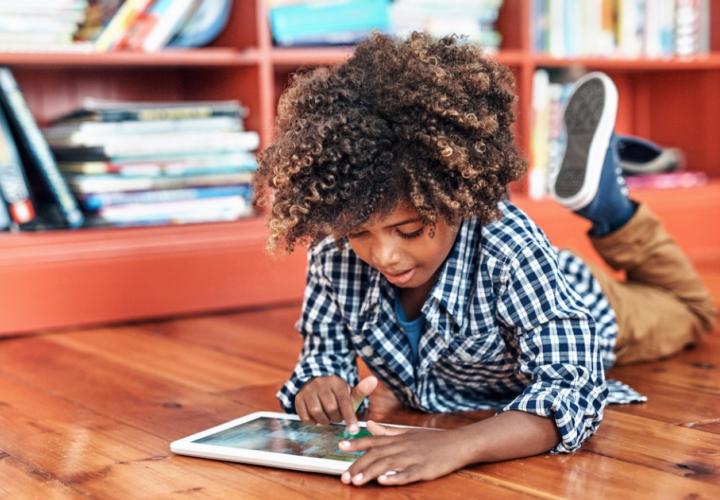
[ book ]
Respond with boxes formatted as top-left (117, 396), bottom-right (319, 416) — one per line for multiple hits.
top-left (94, 0), bottom-right (154, 51)
top-left (81, 184), bottom-right (252, 211)
top-left (624, 171), bottom-right (708, 189)
top-left (67, 171), bottom-right (254, 193)
top-left (133, 0), bottom-right (199, 52)
top-left (51, 130), bottom-right (260, 161)
top-left (269, 0), bottom-right (390, 46)
top-left (52, 99), bottom-right (247, 124)
top-left (57, 152), bottom-right (256, 176)
top-left (43, 116), bottom-right (243, 144)
top-left (0, 186), bottom-right (10, 230)
top-left (95, 195), bottom-right (252, 226)
top-left (168, 0), bottom-right (232, 48)
top-left (0, 68), bottom-right (84, 228)
top-left (0, 103), bottom-right (35, 225)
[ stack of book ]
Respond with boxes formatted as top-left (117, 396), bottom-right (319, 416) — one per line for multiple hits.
top-left (0, 0), bottom-right (229, 53)
top-left (389, 0), bottom-right (503, 52)
top-left (533, 0), bottom-right (711, 58)
top-left (43, 99), bottom-right (258, 227)
top-left (0, 0), bottom-right (90, 53)
top-left (528, 69), bottom-right (571, 199)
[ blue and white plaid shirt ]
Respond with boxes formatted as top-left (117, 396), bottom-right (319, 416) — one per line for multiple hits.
top-left (277, 200), bottom-right (645, 453)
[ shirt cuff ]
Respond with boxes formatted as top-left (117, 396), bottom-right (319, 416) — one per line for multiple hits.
top-left (501, 381), bottom-right (608, 453)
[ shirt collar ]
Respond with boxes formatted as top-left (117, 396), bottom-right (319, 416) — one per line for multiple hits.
top-left (423, 218), bottom-right (481, 329)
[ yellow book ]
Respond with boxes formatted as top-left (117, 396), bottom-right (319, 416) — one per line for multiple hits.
top-left (95, 0), bottom-right (155, 52)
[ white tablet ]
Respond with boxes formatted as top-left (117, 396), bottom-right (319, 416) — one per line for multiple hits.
top-left (170, 411), bottom-right (426, 475)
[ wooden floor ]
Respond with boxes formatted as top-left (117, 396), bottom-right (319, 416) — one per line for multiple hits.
top-left (1, 286), bottom-right (719, 498)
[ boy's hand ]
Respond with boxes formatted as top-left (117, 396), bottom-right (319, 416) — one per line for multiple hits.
top-left (295, 375), bottom-right (378, 434)
top-left (338, 421), bottom-right (470, 487)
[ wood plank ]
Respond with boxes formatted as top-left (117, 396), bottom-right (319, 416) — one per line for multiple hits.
top-left (466, 450), bottom-right (720, 499)
top-left (589, 411), bottom-right (720, 484)
top-left (44, 326), bottom-right (287, 392)
top-left (0, 359), bottom-right (531, 498)
top-left (0, 337), bottom-right (263, 439)
top-left (0, 376), bottom-right (326, 498)
top-left (0, 450), bottom-right (86, 499)
top-left (608, 334), bottom-right (720, 397)
top-left (143, 305), bottom-right (303, 371)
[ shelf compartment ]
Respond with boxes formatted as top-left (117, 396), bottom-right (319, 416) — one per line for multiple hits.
top-left (0, 217), bottom-right (307, 336)
top-left (532, 54), bottom-right (720, 70)
top-left (0, 48), bottom-right (261, 68)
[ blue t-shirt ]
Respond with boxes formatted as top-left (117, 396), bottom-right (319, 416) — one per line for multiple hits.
top-left (394, 294), bottom-right (424, 365)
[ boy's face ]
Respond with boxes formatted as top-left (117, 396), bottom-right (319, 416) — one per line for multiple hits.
top-left (346, 204), bottom-right (460, 290)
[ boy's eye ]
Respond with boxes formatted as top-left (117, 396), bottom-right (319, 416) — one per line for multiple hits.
top-left (397, 227), bottom-right (424, 239)
top-left (347, 230), bottom-right (368, 239)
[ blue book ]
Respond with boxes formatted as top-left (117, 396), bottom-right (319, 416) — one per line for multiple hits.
top-left (0, 104), bottom-right (34, 226)
top-left (269, 0), bottom-right (390, 46)
top-left (0, 186), bottom-right (11, 230)
top-left (0, 67), bottom-right (83, 228)
top-left (81, 184), bottom-right (252, 211)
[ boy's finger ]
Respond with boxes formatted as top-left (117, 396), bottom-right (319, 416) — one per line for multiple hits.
top-left (295, 396), bottom-right (311, 423)
top-left (366, 420), bottom-right (408, 436)
top-left (336, 389), bottom-right (359, 433)
top-left (339, 435), bottom-right (397, 451)
top-left (305, 393), bottom-right (330, 425)
top-left (349, 376), bottom-right (378, 411)
top-left (318, 390), bottom-right (343, 423)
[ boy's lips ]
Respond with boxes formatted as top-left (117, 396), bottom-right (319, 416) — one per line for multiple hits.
top-left (382, 267), bottom-right (416, 285)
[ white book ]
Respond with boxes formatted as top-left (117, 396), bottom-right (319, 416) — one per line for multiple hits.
top-left (529, 70), bottom-right (550, 200)
top-left (44, 116), bottom-right (242, 142)
top-left (142, 0), bottom-right (199, 52)
top-left (100, 195), bottom-right (249, 219)
top-left (52, 131), bottom-right (260, 156)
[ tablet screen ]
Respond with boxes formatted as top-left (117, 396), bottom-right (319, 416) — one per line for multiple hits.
top-left (192, 417), bottom-right (364, 462)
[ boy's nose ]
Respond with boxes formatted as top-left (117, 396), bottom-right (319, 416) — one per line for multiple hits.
top-left (371, 243), bottom-right (401, 270)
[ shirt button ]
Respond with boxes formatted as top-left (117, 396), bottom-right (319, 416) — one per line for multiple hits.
top-left (361, 346), bottom-right (374, 357)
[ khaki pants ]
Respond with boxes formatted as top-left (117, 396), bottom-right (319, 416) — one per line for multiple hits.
top-left (584, 204), bottom-right (717, 365)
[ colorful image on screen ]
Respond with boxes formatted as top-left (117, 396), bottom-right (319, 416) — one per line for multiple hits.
top-left (193, 417), bottom-right (365, 462)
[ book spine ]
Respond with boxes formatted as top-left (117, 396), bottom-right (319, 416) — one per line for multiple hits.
top-left (95, 106), bottom-right (241, 123)
top-left (82, 184), bottom-right (252, 210)
top-left (529, 69), bottom-right (550, 199)
top-left (0, 68), bottom-right (84, 228)
top-left (624, 171), bottom-right (708, 189)
top-left (117, 4), bottom-right (157, 51)
top-left (0, 181), bottom-right (12, 230)
top-left (95, 0), bottom-right (155, 52)
top-left (142, 0), bottom-right (198, 52)
top-left (270, 0), bottom-right (390, 45)
top-left (0, 105), bottom-right (35, 225)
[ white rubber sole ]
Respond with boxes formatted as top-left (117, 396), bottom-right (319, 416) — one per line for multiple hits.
top-left (551, 72), bottom-right (618, 211)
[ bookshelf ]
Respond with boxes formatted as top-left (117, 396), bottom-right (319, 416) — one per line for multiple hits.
top-left (1, 0), bottom-right (719, 336)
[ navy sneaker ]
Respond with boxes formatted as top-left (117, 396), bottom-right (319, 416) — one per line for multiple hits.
top-left (616, 135), bottom-right (684, 175)
top-left (552, 72), bottom-right (635, 235)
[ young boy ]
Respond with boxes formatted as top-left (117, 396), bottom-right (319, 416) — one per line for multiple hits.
top-left (255, 33), bottom-right (716, 487)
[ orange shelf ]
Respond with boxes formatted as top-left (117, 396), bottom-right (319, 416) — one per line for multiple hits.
top-left (0, 48), bottom-right (261, 67)
top-left (514, 180), bottom-right (720, 272)
top-left (0, 216), bottom-right (307, 336)
top-left (271, 47), bottom-right (528, 69)
top-left (532, 53), bottom-right (720, 70)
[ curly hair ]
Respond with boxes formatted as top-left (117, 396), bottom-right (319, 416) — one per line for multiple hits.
top-left (255, 32), bottom-right (526, 253)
